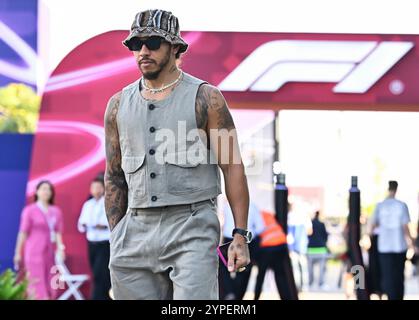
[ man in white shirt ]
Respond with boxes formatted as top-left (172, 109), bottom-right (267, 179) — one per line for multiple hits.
top-left (287, 203), bottom-right (313, 292)
top-left (371, 180), bottom-right (414, 300)
top-left (78, 177), bottom-right (111, 300)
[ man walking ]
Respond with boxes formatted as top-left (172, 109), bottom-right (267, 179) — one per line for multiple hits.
top-left (104, 9), bottom-right (251, 300)
top-left (371, 181), bottom-right (414, 300)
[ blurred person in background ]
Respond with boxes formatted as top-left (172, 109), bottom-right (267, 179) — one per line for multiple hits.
top-left (253, 210), bottom-right (292, 300)
top-left (287, 203), bottom-right (313, 291)
top-left (307, 210), bottom-right (329, 290)
top-left (370, 180), bottom-right (415, 300)
top-left (14, 180), bottom-right (65, 299)
top-left (78, 176), bottom-right (111, 300)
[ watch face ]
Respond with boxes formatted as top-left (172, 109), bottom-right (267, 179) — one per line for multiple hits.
top-left (233, 228), bottom-right (252, 243)
top-left (247, 231), bottom-right (253, 243)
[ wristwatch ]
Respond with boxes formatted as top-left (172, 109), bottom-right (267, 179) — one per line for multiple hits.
top-left (232, 228), bottom-right (253, 244)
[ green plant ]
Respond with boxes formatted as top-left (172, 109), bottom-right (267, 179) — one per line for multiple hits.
top-left (0, 269), bottom-right (29, 300)
top-left (0, 83), bottom-right (41, 133)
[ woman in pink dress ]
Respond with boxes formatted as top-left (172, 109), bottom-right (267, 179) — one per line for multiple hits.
top-left (13, 180), bottom-right (65, 300)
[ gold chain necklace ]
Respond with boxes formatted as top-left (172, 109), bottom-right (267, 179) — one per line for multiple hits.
top-left (142, 71), bottom-right (183, 94)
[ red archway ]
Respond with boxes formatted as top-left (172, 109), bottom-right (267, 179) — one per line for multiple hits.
top-left (29, 30), bottom-right (419, 297)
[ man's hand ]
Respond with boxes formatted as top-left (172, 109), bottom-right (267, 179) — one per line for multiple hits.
top-left (227, 234), bottom-right (250, 272)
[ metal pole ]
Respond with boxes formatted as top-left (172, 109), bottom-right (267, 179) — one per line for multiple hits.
top-left (274, 173), bottom-right (299, 300)
top-left (275, 173), bottom-right (288, 233)
top-left (347, 176), bottom-right (370, 300)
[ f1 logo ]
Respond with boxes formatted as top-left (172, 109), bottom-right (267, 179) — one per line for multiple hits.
top-left (218, 40), bottom-right (414, 94)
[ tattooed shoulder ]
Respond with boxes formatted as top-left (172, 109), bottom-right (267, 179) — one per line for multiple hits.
top-left (195, 84), bottom-right (210, 130)
top-left (104, 91), bottom-right (127, 230)
top-left (200, 84), bottom-right (235, 130)
top-left (104, 91), bottom-right (122, 127)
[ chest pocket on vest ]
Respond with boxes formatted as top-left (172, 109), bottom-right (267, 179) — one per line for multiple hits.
top-left (165, 154), bottom-right (202, 194)
top-left (121, 155), bottom-right (146, 196)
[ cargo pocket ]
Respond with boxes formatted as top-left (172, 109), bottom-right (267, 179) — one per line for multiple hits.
top-left (205, 201), bottom-right (221, 237)
top-left (190, 202), bottom-right (221, 248)
top-left (109, 211), bottom-right (130, 249)
top-left (165, 152), bottom-right (203, 194)
top-left (121, 154), bottom-right (146, 197)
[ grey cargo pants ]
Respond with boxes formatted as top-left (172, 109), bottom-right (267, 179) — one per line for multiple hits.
top-left (109, 199), bottom-right (220, 300)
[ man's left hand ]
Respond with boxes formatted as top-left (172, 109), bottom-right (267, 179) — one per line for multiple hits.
top-left (227, 234), bottom-right (250, 272)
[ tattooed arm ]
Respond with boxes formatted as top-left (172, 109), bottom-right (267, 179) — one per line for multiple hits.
top-left (104, 92), bottom-right (128, 230)
top-left (196, 84), bottom-right (250, 272)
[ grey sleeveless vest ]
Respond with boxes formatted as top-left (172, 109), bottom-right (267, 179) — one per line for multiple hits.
top-left (117, 72), bottom-right (221, 208)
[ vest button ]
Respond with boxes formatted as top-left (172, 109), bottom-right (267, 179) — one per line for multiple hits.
top-left (149, 149), bottom-right (155, 155)
top-left (148, 104), bottom-right (155, 110)
top-left (149, 126), bottom-right (156, 133)
top-left (151, 196), bottom-right (158, 202)
top-left (150, 172), bottom-right (156, 179)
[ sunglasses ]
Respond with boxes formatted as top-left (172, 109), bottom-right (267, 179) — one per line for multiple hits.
top-left (127, 36), bottom-right (165, 51)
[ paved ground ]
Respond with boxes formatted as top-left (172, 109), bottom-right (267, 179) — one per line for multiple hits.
top-left (242, 261), bottom-right (419, 300)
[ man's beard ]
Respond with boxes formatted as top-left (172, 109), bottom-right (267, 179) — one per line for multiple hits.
top-left (140, 50), bottom-right (171, 80)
